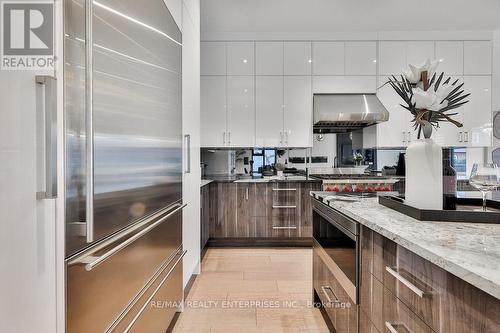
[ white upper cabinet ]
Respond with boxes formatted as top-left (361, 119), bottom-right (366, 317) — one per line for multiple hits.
top-left (464, 41), bottom-right (492, 75)
top-left (256, 42), bottom-right (283, 75)
top-left (256, 76), bottom-right (284, 147)
top-left (227, 76), bottom-right (255, 147)
top-left (201, 42), bottom-right (226, 75)
top-left (201, 76), bottom-right (227, 147)
top-left (379, 41), bottom-right (436, 76)
top-left (227, 42), bottom-right (255, 75)
top-left (284, 76), bottom-right (312, 147)
top-left (462, 76), bottom-right (492, 146)
top-left (312, 76), bottom-right (377, 94)
top-left (312, 42), bottom-right (344, 75)
top-left (379, 41), bottom-right (406, 75)
top-left (435, 41), bottom-right (464, 75)
top-left (345, 42), bottom-right (377, 75)
top-left (406, 41), bottom-right (435, 67)
top-left (284, 42), bottom-right (312, 75)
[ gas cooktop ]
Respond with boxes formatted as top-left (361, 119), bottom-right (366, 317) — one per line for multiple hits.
top-left (309, 174), bottom-right (394, 180)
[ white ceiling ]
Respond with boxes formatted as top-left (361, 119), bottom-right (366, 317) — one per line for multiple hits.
top-left (201, 0), bottom-right (500, 34)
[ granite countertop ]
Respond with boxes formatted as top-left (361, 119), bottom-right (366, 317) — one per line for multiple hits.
top-left (202, 175), bottom-right (321, 184)
top-left (310, 191), bottom-right (500, 300)
top-left (200, 179), bottom-right (213, 187)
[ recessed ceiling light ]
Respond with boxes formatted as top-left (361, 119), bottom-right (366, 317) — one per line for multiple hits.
top-left (243, 59), bottom-right (248, 63)
top-left (372, 59), bottom-right (377, 63)
top-left (308, 59), bottom-right (312, 63)
top-left (439, 58), bottom-right (444, 62)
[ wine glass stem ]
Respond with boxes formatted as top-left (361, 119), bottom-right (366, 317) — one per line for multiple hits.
top-left (482, 191), bottom-right (487, 211)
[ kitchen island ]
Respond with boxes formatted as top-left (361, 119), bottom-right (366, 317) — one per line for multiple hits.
top-left (311, 191), bottom-right (499, 333)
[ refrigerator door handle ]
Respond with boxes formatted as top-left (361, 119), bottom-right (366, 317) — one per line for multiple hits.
top-left (85, 0), bottom-right (95, 243)
top-left (35, 75), bottom-right (58, 200)
top-left (78, 203), bottom-right (186, 271)
top-left (184, 134), bottom-right (191, 174)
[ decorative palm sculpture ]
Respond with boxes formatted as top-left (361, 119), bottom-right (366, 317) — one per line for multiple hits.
top-left (384, 59), bottom-right (470, 139)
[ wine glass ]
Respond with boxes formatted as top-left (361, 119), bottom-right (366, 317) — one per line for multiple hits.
top-left (469, 163), bottom-right (500, 211)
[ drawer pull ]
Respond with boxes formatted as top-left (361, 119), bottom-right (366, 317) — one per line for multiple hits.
top-left (272, 205), bottom-right (297, 209)
top-left (386, 266), bottom-right (425, 298)
top-left (385, 321), bottom-right (412, 333)
top-left (272, 188), bottom-right (297, 191)
top-left (272, 226), bottom-right (297, 230)
top-left (321, 286), bottom-right (340, 305)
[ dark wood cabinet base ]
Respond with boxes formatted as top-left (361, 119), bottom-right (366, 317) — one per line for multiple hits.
top-left (314, 290), bottom-right (336, 333)
top-left (206, 237), bottom-right (313, 247)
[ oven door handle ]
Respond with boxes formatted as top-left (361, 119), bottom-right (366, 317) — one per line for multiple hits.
top-left (321, 286), bottom-right (340, 305)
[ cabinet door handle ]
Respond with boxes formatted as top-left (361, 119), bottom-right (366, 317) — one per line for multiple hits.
top-left (272, 188), bottom-right (297, 192)
top-left (245, 187), bottom-right (249, 200)
top-left (386, 266), bottom-right (425, 298)
top-left (280, 131), bottom-right (283, 145)
top-left (35, 75), bottom-right (58, 200)
top-left (407, 131), bottom-right (411, 143)
top-left (272, 205), bottom-right (296, 209)
top-left (458, 132), bottom-right (462, 143)
top-left (321, 286), bottom-right (340, 304)
top-left (285, 131), bottom-right (289, 145)
top-left (228, 132), bottom-right (231, 145)
top-left (464, 131), bottom-right (469, 143)
top-left (385, 322), bottom-right (412, 333)
top-left (223, 132), bottom-right (226, 145)
top-left (272, 226), bottom-right (297, 230)
top-left (184, 134), bottom-right (191, 174)
top-left (402, 131), bottom-right (406, 144)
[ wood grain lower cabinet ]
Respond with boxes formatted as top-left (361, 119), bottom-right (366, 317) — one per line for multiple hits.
top-left (200, 185), bottom-right (210, 251)
top-left (207, 181), bottom-right (320, 241)
top-left (360, 225), bottom-right (500, 333)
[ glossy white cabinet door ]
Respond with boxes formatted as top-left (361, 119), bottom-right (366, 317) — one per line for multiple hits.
top-left (256, 42), bottom-right (283, 75)
top-left (312, 76), bottom-right (377, 94)
top-left (464, 41), bottom-right (492, 75)
top-left (284, 42), bottom-right (312, 75)
top-left (227, 42), bottom-right (255, 75)
top-left (406, 41), bottom-right (435, 67)
top-left (201, 42), bottom-right (226, 75)
top-left (435, 41), bottom-right (464, 75)
top-left (375, 76), bottom-right (410, 147)
top-left (462, 76), bottom-right (492, 147)
top-left (379, 41), bottom-right (406, 75)
top-left (227, 76), bottom-right (255, 147)
top-left (201, 76), bottom-right (227, 147)
top-left (345, 42), bottom-right (377, 75)
top-left (312, 42), bottom-right (344, 75)
top-left (255, 76), bottom-right (284, 147)
top-left (284, 76), bottom-right (312, 147)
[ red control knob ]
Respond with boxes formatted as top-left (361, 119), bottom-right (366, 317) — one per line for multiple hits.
top-left (384, 186), bottom-right (391, 192)
top-left (367, 187), bottom-right (374, 193)
top-left (343, 187), bottom-right (351, 192)
top-left (334, 187), bottom-right (340, 192)
top-left (355, 186), bottom-right (362, 193)
top-left (376, 186), bottom-right (383, 192)
top-left (325, 187), bottom-right (333, 192)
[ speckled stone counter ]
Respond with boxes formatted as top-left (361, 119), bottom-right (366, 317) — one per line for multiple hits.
top-left (200, 179), bottom-right (213, 187)
top-left (311, 191), bottom-right (500, 300)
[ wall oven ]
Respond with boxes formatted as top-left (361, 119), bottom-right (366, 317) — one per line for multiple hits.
top-left (313, 198), bottom-right (359, 304)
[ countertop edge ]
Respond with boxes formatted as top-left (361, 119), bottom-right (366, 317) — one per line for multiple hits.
top-left (327, 200), bottom-right (500, 300)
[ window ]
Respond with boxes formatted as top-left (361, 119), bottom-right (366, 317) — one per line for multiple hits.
top-left (252, 149), bottom-right (276, 173)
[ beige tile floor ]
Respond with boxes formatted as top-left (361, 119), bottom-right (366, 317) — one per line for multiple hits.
top-left (172, 248), bottom-right (329, 333)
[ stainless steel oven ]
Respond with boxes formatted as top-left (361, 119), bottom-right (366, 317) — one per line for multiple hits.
top-left (313, 199), bottom-right (359, 303)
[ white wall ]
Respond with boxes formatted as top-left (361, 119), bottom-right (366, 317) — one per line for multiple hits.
top-left (178, 0), bottom-right (202, 289)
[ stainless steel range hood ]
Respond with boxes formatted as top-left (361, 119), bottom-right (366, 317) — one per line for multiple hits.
top-left (313, 93), bottom-right (389, 133)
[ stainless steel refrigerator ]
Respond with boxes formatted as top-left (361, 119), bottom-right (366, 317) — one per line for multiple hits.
top-left (62, 0), bottom-right (184, 332)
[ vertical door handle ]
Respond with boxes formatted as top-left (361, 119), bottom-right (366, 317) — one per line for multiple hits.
top-left (85, 0), bottom-right (94, 243)
top-left (464, 131), bottom-right (469, 143)
top-left (458, 132), bottom-right (462, 143)
top-left (228, 132), bottom-right (231, 145)
top-left (402, 131), bottom-right (407, 144)
top-left (285, 130), bottom-right (289, 145)
top-left (184, 134), bottom-right (191, 174)
top-left (246, 187), bottom-right (249, 200)
top-left (223, 132), bottom-right (226, 145)
top-left (407, 131), bottom-right (411, 143)
top-left (35, 76), bottom-right (58, 200)
top-left (280, 131), bottom-right (283, 145)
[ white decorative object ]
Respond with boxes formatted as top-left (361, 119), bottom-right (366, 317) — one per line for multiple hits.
top-left (405, 138), bottom-right (443, 210)
top-left (277, 170), bottom-right (284, 178)
top-left (403, 59), bottom-right (439, 84)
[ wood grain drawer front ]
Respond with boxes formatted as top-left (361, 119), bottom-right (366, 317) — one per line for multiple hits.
top-left (360, 226), bottom-right (384, 282)
top-left (383, 287), bottom-right (434, 333)
top-left (360, 308), bottom-right (381, 333)
top-left (360, 271), bottom-right (384, 333)
top-left (314, 246), bottom-right (358, 333)
top-left (383, 244), bottom-right (443, 332)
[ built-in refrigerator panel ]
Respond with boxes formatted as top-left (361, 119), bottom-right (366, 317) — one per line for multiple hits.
top-left (65, 0), bottom-right (182, 256)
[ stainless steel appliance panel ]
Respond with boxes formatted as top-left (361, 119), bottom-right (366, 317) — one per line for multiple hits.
top-left (64, 0), bottom-right (183, 256)
top-left (109, 250), bottom-right (184, 333)
top-left (66, 206), bottom-right (182, 333)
